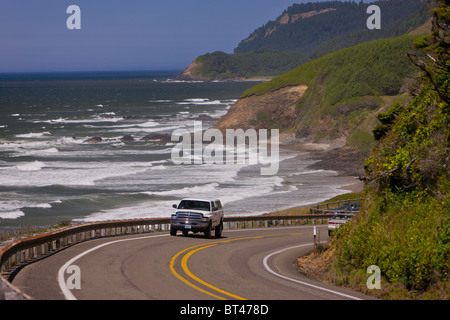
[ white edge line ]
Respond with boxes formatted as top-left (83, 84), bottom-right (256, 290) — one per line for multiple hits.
top-left (57, 234), bottom-right (170, 300)
top-left (262, 243), bottom-right (363, 300)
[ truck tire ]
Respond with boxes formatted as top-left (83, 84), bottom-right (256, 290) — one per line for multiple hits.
top-left (204, 222), bottom-right (212, 239)
top-left (215, 220), bottom-right (223, 238)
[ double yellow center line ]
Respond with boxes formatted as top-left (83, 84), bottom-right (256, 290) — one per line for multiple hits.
top-left (169, 233), bottom-right (303, 300)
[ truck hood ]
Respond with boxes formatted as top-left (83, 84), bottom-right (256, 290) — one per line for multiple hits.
top-left (175, 209), bottom-right (211, 216)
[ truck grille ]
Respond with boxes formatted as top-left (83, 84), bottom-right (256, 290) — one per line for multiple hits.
top-left (176, 211), bottom-right (203, 223)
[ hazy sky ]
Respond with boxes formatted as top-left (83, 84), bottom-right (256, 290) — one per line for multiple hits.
top-left (0, 0), bottom-right (368, 73)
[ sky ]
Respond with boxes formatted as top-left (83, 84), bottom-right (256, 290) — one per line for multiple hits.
top-left (0, 0), bottom-right (368, 73)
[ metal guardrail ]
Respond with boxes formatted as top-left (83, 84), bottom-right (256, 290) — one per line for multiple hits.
top-left (309, 198), bottom-right (363, 214)
top-left (0, 213), bottom-right (333, 300)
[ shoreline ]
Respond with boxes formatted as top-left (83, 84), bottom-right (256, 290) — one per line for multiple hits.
top-left (265, 135), bottom-right (365, 216)
top-left (279, 133), bottom-right (367, 177)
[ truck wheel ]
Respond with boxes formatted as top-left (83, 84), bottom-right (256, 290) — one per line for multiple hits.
top-left (204, 222), bottom-right (212, 239)
top-left (170, 227), bottom-right (177, 236)
top-left (215, 220), bottom-right (223, 238)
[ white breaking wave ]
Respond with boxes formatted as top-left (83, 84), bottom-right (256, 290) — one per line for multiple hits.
top-left (16, 161), bottom-right (46, 171)
top-left (142, 182), bottom-right (220, 197)
top-left (22, 147), bottom-right (59, 156)
top-left (0, 199), bottom-right (56, 219)
top-left (177, 99), bottom-right (225, 105)
top-left (184, 98), bottom-right (208, 102)
top-left (16, 132), bottom-right (52, 138)
top-left (32, 116), bottom-right (123, 124)
top-left (73, 200), bottom-right (176, 222)
top-left (4, 161), bottom-right (154, 187)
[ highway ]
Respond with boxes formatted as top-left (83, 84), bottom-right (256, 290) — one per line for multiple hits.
top-left (11, 225), bottom-right (372, 300)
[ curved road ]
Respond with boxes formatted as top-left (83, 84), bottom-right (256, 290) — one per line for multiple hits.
top-left (11, 225), bottom-right (372, 300)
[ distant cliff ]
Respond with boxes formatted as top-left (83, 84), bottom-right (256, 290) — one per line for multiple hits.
top-left (175, 50), bottom-right (307, 81)
top-left (176, 60), bottom-right (211, 81)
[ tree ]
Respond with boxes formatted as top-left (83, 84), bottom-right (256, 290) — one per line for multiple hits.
top-left (408, 0), bottom-right (450, 104)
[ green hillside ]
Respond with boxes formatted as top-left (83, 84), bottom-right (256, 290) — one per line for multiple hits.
top-left (304, 1), bottom-right (450, 299)
top-left (242, 35), bottom-right (417, 98)
top-left (191, 49), bottom-right (309, 80)
top-left (240, 35), bottom-right (418, 151)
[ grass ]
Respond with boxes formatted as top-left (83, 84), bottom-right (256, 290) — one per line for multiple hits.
top-left (0, 221), bottom-right (72, 243)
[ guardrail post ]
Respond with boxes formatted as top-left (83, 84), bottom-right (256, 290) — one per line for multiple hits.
top-left (313, 226), bottom-right (317, 249)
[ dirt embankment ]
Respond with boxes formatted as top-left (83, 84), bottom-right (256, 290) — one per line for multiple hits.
top-left (215, 85), bottom-right (308, 131)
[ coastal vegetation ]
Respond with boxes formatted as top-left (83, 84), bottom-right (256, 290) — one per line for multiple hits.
top-left (190, 49), bottom-right (308, 80)
top-left (299, 0), bottom-right (449, 299)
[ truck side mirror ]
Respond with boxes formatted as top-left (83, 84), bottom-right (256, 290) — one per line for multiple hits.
top-left (172, 204), bottom-right (177, 209)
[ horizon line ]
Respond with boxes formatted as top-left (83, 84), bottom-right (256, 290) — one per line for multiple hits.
top-left (0, 69), bottom-right (184, 76)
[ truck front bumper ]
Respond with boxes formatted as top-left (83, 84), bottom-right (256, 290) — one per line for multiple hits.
top-left (170, 219), bottom-right (209, 232)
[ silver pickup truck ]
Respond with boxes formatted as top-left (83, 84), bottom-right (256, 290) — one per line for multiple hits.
top-left (170, 198), bottom-right (224, 238)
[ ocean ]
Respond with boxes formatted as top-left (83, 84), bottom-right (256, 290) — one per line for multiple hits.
top-left (0, 71), bottom-right (355, 229)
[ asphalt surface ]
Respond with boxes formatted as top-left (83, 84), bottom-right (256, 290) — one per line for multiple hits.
top-left (11, 225), bottom-right (372, 300)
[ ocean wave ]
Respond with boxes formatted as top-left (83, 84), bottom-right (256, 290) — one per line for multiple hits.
top-left (107, 125), bottom-right (180, 134)
top-left (16, 132), bottom-right (52, 138)
top-left (0, 199), bottom-right (63, 220)
top-left (16, 161), bottom-right (46, 171)
top-left (289, 169), bottom-right (336, 176)
top-left (27, 203), bottom-right (52, 209)
top-left (3, 160), bottom-right (155, 187)
top-left (0, 209), bottom-right (25, 219)
top-left (177, 99), bottom-right (225, 105)
top-left (22, 147), bottom-right (59, 156)
top-left (32, 116), bottom-right (123, 124)
top-left (0, 200), bottom-right (34, 219)
top-left (148, 99), bottom-right (173, 103)
top-left (136, 121), bottom-right (160, 128)
top-left (73, 200), bottom-right (175, 222)
top-left (142, 182), bottom-right (220, 197)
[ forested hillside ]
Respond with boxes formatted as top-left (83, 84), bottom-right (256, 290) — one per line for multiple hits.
top-left (178, 0), bottom-right (428, 81)
top-left (185, 49), bottom-right (309, 80)
top-left (235, 0), bottom-right (425, 54)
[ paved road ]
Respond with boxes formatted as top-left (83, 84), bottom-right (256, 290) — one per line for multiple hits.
top-left (11, 225), bottom-right (372, 300)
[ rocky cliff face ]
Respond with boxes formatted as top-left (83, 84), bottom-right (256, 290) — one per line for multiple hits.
top-left (175, 60), bottom-right (209, 81)
top-left (214, 85), bottom-right (307, 132)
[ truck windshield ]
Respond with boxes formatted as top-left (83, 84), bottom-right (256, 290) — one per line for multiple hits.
top-left (178, 200), bottom-right (210, 211)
